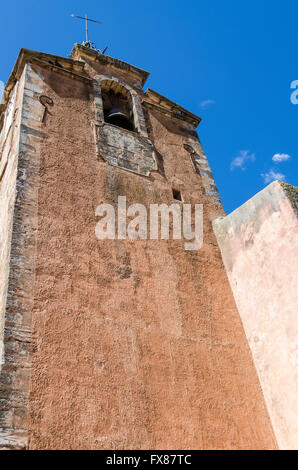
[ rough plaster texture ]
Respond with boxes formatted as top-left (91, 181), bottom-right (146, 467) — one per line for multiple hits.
top-left (0, 85), bottom-right (19, 363)
top-left (0, 63), bottom-right (45, 448)
top-left (213, 181), bottom-right (298, 450)
top-left (0, 48), bottom-right (278, 449)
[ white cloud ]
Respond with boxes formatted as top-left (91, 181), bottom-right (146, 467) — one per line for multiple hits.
top-left (0, 81), bottom-right (4, 103)
top-left (272, 153), bottom-right (291, 163)
top-left (230, 150), bottom-right (256, 171)
top-left (200, 99), bottom-right (216, 110)
top-left (261, 169), bottom-right (286, 184)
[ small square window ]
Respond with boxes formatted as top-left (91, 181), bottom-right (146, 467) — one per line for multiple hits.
top-left (172, 189), bottom-right (182, 201)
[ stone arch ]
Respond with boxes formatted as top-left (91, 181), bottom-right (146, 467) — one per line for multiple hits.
top-left (93, 75), bottom-right (148, 138)
top-left (100, 79), bottom-right (135, 132)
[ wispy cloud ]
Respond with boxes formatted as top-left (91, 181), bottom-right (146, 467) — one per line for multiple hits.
top-left (261, 169), bottom-right (286, 184)
top-left (272, 153), bottom-right (291, 163)
top-left (0, 81), bottom-right (4, 103)
top-left (230, 150), bottom-right (256, 171)
top-left (200, 99), bottom-right (216, 110)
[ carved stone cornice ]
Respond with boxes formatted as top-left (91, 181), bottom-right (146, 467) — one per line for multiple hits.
top-left (144, 88), bottom-right (201, 128)
top-left (0, 49), bottom-right (89, 118)
top-left (70, 43), bottom-right (150, 87)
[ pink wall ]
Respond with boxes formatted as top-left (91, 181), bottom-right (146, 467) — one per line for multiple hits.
top-left (213, 181), bottom-right (298, 450)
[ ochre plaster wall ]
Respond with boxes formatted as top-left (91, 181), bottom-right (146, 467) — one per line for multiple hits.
top-left (22, 63), bottom-right (277, 449)
top-left (0, 53), bottom-right (278, 449)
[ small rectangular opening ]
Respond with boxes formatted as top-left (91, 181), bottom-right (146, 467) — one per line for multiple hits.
top-left (172, 189), bottom-right (182, 202)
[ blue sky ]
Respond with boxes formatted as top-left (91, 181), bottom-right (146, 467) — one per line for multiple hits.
top-left (1, 0), bottom-right (297, 213)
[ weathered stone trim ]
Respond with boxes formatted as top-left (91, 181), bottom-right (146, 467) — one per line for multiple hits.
top-left (93, 80), bottom-right (105, 122)
top-left (71, 43), bottom-right (150, 87)
top-left (91, 75), bottom-right (157, 177)
top-left (144, 89), bottom-right (201, 127)
top-left (28, 57), bottom-right (92, 85)
top-left (1, 49), bottom-right (85, 116)
top-left (93, 75), bottom-right (149, 138)
top-left (0, 64), bottom-right (44, 449)
top-left (142, 99), bottom-right (196, 127)
top-left (185, 138), bottom-right (223, 208)
top-left (93, 121), bottom-right (157, 177)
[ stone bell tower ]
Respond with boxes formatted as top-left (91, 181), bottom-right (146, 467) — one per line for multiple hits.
top-left (0, 44), bottom-right (278, 449)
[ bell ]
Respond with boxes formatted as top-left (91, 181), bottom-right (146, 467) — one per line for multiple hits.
top-left (106, 108), bottom-right (133, 131)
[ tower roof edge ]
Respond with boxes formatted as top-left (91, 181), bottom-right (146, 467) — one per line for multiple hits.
top-left (144, 88), bottom-right (202, 127)
top-left (70, 43), bottom-right (150, 87)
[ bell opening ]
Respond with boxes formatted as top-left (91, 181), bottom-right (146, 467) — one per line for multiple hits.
top-left (105, 110), bottom-right (134, 132)
top-left (102, 87), bottom-right (135, 132)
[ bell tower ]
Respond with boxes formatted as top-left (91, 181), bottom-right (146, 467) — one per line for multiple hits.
top-left (0, 44), bottom-right (278, 449)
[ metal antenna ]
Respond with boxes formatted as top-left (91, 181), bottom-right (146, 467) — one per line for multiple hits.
top-left (71, 13), bottom-right (107, 53)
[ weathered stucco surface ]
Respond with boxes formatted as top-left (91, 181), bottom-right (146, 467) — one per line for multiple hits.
top-left (0, 81), bottom-right (24, 365)
top-left (213, 181), bottom-right (298, 450)
top-left (0, 47), bottom-right (278, 449)
top-left (0, 64), bottom-right (45, 449)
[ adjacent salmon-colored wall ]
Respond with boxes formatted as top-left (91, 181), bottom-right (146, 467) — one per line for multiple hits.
top-left (19, 62), bottom-right (278, 449)
top-left (213, 181), bottom-right (298, 450)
